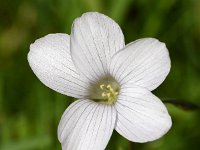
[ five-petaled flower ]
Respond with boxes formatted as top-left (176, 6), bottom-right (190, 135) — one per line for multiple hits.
top-left (28, 12), bottom-right (172, 150)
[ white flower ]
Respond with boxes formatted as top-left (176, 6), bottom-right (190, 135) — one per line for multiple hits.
top-left (28, 12), bottom-right (172, 150)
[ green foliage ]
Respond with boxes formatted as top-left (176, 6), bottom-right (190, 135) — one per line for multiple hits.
top-left (0, 0), bottom-right (200, 149)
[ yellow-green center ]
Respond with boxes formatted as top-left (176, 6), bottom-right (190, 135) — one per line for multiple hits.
top-left (89, 76), bottom-right (120, 105)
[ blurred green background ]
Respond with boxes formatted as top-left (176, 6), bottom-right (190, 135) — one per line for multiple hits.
top-left (0, 0), bottom-right (200, 149)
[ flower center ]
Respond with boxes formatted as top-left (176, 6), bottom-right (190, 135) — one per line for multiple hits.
top-left (89, 76), bottom-right (120, 105)
top-left (100, 84), bottom-right (119, 104)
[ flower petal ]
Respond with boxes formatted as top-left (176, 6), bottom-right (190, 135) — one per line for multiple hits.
top-left (58, 99), bottom-right (116, 150)
top-left (115, 83), bottom-right (172, 143)
top-left (109, 38), bottom-right (171, 91)
top-left (70, 12), bottom-right (125, 82)
top-left (28, 33), bottom-right (89, 98)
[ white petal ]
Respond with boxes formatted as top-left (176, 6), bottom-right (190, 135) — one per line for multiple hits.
top-left (70, 12), bottom-right (125, 82)
top-left (28, 33), bottom-right (89, 98)
top-left (109, 38), bottom-right (171, 91)
top-left (115, 83), bottom-right (172, 143)
top-left (58, 99), bottom-right (116, 150)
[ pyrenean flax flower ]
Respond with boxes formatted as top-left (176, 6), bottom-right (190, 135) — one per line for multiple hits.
top-left (28, 12), bottom-right (172, 150)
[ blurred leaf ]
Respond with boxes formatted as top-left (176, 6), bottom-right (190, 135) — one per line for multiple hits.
top-left (109, 0), bottom-right (133, 23)
top-left (0, 135), bottom-right (52, 150)
top-left (163, 99), bottom-right (200, 111)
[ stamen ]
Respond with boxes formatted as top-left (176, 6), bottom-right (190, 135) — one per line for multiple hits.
top-left (107, 84), bottom-right (111, 89)
top-left (102, 92), bottom-right (107, 97)
top-left (99, 83), bottom-right (119, 104)
top-left (89, 76), bottom-right (120, 105)
top-left (108, 97), bottom-right (112, 102)
top-left (106, 93), bottom-right (111, 97)
top-left (100, 84), bottom-right (105, 90)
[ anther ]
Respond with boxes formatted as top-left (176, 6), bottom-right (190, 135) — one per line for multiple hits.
top-left (102, 92), bottom-right (107, 97)
top-left (106, 93), bottom-right (111, 97)
top-left (114, 92), bottom-right (118, 95)
top-left (100, 84), bottom-right (105, 90)
top-left (107, 84), bottom-right (111, 89)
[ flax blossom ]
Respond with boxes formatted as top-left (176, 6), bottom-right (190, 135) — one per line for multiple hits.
top-left (28, 12), bottom-right (172, 150)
